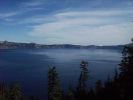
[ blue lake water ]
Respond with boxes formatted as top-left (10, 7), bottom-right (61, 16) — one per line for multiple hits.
top-left (0, 49), bottom-right (122, 99)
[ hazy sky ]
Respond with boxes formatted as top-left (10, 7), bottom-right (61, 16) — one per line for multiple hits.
top-left (0, 0), bottom-right (133, 45)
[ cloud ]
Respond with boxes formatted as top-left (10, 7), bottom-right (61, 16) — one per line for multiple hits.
top-left (0, 3), bottom-right (44, 22)
top-left (28, 9), bottom-right (133, 45)
top-left (0, 1), bottom-right (46, 19)
top-left (0, 12), bottom-right (19, 18)
top-left (55, 9), bottom-right (133, 18)
top-left (17, 16), bottom-right (47, 24)
top-left (21, 1), bottom-right (44, 7)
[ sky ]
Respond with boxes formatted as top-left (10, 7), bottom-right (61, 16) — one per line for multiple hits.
top-left (0, 0), bottom-right (133, 45)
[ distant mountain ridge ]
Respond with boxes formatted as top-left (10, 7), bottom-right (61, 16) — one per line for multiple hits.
top-left (0, 40), bottom-right (124, 50)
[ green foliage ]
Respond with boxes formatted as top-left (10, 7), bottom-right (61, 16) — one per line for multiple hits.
top-left (0, 83), bottom-right (39, 100)
top-left (0, 83), bottom-right (27, 100)
top-left (76, 61), bottom-right (89, 100)
top-left (48, 67), bottom-right (62, 100)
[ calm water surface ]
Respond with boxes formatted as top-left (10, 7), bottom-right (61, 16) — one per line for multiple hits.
top-left (0, 49), bottom-right (122, 99)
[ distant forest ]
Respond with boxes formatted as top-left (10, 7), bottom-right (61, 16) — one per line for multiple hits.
top-left (0, 40), bottom-right (123, 49)
top-left (0, 39), bottom-right (133, 100)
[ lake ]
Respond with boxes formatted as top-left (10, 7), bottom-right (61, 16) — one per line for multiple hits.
top-left (0, 48), bottom-right (122, 99)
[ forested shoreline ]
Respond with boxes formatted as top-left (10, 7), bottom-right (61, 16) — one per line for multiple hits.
top-left (0, 40), bottom-right (123, 49)
top-left (0, 40), bottom-right (132, 100)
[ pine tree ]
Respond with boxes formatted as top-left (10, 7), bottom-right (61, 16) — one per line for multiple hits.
top-left (77, 61), bottom-right (89, 91)
top-left (76, 61), bottom-right (89, 100)
top-left (95, 80), bottom-right (102, 94)
top-left (48, 67), bottom-right (62, 100)
top-left (119, 41), bottom-right (133, 78)
top-left (119, 39), bottom-right (133, 100)
top-left (0, 83), bottom-right (9, 100)
top-left (10, 83), bottom-right (23, 100)
top-left (65, 85), bottom-right (75, 100)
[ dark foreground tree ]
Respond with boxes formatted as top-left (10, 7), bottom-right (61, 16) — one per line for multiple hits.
top-left (76, 61), bottom-right (89, 100)
top-left (77, 61), bottom-right (89, 91)
top-left (119, 40), bottom-right (133, 100)
top-left (10, 83), bottom-right (23, 100)
top-left (0, 82), bottom-right (38, 100)
top-left (64, 85), bottom-right (75, 100)
top-left (0, 83), bottom-right (9, 100)
top-left (48, 67), bottom-right (62, 100)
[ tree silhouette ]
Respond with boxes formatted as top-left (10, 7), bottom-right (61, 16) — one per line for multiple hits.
top-left (0, 83), bottom-right (9, 100)
top-left (76, 61), bottom-right (89, 100)
top-left (77, 61), bottom-right (89, 91)
top-left (119, 40), bottom-right (133, 100)
top-left (95, 80), bottom-right (103, 94)
top-left (48, 67), bottom-right (62, 100)
top-left (10, 83), bottom-right (23, 100)
top-left (65, 85), bottom-right (75, 100)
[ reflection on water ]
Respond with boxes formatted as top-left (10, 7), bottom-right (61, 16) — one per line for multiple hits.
top-left (0, 49), bottom-right (122, 99)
